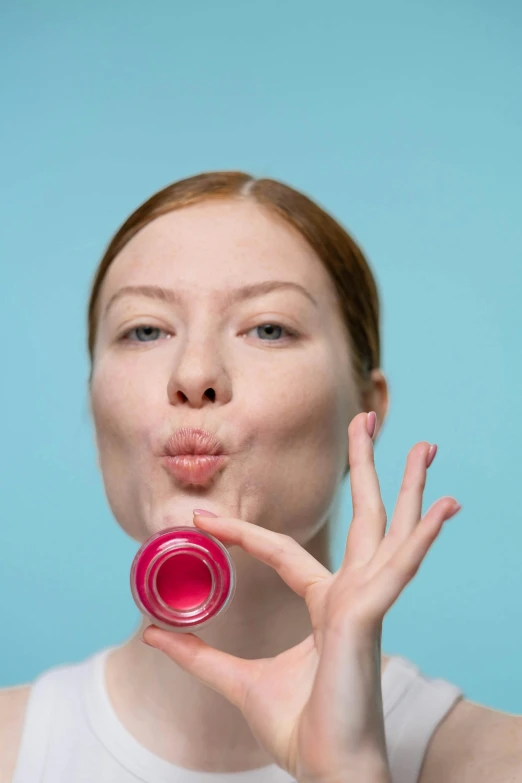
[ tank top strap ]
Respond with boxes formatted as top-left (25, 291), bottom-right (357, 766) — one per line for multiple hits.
top-left (11, 652), bottom-right (98, 783)
top-left (11, 663), bottom-right (65, 783)
top-left (382, 656), bottom-right (464, 783)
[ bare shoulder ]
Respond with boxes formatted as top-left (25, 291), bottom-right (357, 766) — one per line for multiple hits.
top-left (0, 685), bottom-right (31, 783)
top-left (419, 697), bottom-right (522, 783)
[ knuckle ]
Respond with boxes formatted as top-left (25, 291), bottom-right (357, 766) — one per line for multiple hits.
top-left (386, 555), bottom-right (418, 584)
top-left (401, 557), bottom-right (420, 581)
top-left (370, 505), bottom-right (387, 524)
top-left (268, 532), bottom-right (296, 563)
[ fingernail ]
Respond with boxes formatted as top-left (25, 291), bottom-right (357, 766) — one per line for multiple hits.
top-left (451, 503), bottom-right (462, 515)
top-left (140, 636), bottom-right (154, 647)
top-left (193, 509), bottom-right (218, 517)
top-left (366, 411), bottom-right (377, 439)
top-left (426, 444), bottom-right (438, 469)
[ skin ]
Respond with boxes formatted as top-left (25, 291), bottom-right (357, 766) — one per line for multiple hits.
top-left (1, 198), bottom-right (521, 781)
top-left (91, 198), bottom-right (375, 772)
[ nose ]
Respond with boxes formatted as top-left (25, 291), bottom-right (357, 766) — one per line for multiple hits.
top-left (166, 329), bottom-right (232, 408)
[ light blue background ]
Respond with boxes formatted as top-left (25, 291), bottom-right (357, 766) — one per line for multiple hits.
top-left (1, 0), bottom-right (521, 713)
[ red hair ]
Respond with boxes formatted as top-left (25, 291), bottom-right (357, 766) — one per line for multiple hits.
top-left (87, 171), bottom-right (381, 400)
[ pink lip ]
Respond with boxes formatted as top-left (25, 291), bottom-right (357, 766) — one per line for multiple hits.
top-left (161, 454), bottom-right (227, 485)
top-left (164, 427), bottom-right (225, 457)
top-left (161, 428), bottom-right (227, 486)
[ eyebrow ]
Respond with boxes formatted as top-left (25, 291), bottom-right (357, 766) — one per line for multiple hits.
top-left (103, 280), bottom-right (319, 316)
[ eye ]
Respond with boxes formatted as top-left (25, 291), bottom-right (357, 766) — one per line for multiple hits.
top-left (120, 325), bottom-right (170, 343)
top-left (246, 323), bottom-right (299, 342)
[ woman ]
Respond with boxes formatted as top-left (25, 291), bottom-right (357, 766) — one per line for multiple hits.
top-left (1, 171), bottom-right (520, 783)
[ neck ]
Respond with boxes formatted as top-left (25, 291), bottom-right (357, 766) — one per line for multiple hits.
top-left (106, 522), bottom-right (334, 773)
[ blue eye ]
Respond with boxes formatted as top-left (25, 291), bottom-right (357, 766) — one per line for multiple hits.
top-left (251, 323), bottom-right (290, 341)
top-left (119, 322), bottom-right (298, 345)
top-left (123, 326), bottom-right (167, 342)
top-left (256, 324), bottom-right (283, 340)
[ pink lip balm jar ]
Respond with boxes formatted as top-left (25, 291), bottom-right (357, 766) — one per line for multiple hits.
top-left (130, 526), bottom-right (236, 633)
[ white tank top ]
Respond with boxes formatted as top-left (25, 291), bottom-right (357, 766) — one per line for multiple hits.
top-left (10, 648), bottom-right (463, 783)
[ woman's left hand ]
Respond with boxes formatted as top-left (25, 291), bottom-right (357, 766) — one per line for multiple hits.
top-left (142, 411), bottom-right (462, 783)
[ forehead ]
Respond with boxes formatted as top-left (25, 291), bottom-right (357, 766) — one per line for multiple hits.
top-left (98, 199), bottom-right (340, 307)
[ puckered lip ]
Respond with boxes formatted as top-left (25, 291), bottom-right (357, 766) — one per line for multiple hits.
top-left (163, 427), bottom-right (225, 457)
top-left (161, 453), bottom-right (227, 485)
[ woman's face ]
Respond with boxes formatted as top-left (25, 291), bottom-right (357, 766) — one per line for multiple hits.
top-left (90, 199), bottom-right (361, 544)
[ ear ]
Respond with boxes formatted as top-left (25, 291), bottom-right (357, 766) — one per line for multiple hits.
top-left (345, 369), bottom-right (390, 473)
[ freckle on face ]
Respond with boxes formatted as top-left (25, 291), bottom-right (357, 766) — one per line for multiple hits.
top-left (90, 200), bottom-right (354, 544)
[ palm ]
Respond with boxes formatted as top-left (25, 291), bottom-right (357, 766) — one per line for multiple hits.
top-left (144, 412), bottom-right (461, 783)
top-left (230, 568), bottom-right (386, 778)
top-left (241, 633), bottom-right (318, 770)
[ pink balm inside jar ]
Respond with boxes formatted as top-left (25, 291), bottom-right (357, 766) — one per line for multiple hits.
top-left (155, 552), bottom-right (213, 610)
top-left (130, 526), bottom-right (236, 632)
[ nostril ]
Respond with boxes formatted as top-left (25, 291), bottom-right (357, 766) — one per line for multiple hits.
top-left (172, 388), bottom-right (216, 403)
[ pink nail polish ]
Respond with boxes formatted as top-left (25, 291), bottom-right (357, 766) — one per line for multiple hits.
top-left (130, 527), bottom-right (236, 633)
top-left (426, 444), bottom-right (438, 469)
top-left (367, 411), bottom-right (377, 439)
top-left (193, 509), bottom-right (218, 517)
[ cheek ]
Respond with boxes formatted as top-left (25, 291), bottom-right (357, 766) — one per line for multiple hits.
top-left (238, 358), bottom-right (348, 541)
top-left (242, 354), bottom-right (347, 465)
top-left (90, 364), bottom-right (159, 459)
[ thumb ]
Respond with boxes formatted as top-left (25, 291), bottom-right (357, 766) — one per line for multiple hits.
top-left (142, 625), bottom-right (252, 708)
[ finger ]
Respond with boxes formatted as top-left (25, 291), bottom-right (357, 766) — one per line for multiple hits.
top-left (193, 513), bottom-right (331, 597)
top-left (386, 442), bottom-right (432, 541)
top-left (142, 625), bottom-right (254, 709)
top-left (364, 497), bottom-right (461, 620)
top-left (369, 442), bottom-right (432, 572)
top-left (343, 412), bottom-right (387, 568)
